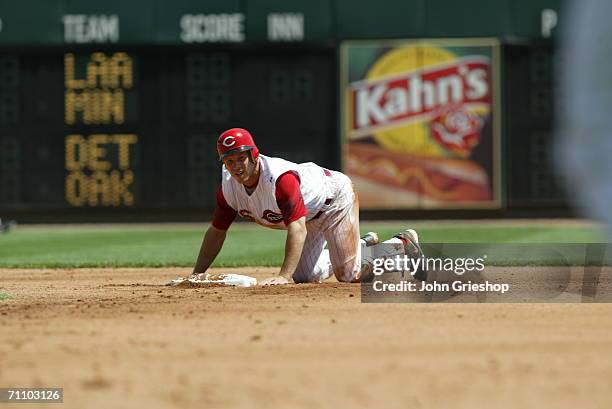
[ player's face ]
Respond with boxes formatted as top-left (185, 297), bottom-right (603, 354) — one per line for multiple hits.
top-left (223, 151), bottom-right (256, 185)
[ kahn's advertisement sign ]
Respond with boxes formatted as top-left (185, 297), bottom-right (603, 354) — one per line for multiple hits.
top-left (341, 39), bottom-right (501, 209)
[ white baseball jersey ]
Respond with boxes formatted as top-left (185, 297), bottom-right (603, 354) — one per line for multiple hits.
top-left (221, 154), bottom-right (366, 283)
top-left (221, 154), bottom-right (332, 229)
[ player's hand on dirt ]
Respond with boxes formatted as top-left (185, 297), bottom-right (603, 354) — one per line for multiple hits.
top-left (260, 276), bottom-right (290, 286)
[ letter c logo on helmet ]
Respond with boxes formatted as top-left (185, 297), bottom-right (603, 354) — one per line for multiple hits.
top-left (217, 128), bottom-right (260, 161)
top-left (222, 136), bottom-right (236, 147)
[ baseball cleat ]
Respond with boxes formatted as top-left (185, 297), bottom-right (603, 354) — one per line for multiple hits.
top-left (394, 229), bottom-right (427, 282)
top-left (360, 231), bottom-right (379, 247)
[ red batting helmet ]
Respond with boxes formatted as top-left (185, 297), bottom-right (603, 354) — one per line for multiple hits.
top-left (217, 128), bottom-right (260, 161)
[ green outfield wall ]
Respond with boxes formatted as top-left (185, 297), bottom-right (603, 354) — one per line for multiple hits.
top-left (0, 0), bottom-right (565, 219)
top-left (0, 0), bottom-right (562, 44)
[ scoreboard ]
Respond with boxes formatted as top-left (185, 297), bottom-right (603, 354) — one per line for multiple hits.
top-left (0, 0), bottom-right (563, 217)
top-left (0, 46), bottom-right (336, 212)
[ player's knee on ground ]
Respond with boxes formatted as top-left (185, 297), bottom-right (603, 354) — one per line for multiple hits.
top-left (292, 270), bottom-right (329, 284)
top-left (333, 260), bottom-right (361, 283)
top-left (292, 274), bottom-right (309, 284)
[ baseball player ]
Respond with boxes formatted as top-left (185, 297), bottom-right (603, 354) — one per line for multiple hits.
top-left (192, 128), bottom-right (424, 285)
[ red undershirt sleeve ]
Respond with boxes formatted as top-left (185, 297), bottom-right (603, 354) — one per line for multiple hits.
top-left (275, 171), bottom-right (307, 226)
top-left (212, 186), bottom-right (237, 231)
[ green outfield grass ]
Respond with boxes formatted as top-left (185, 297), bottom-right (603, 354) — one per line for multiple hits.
top-left (0, 223), bottom-right (604, 268)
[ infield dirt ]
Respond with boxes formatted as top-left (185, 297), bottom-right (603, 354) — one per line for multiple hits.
top-left (1, 267), bottom-right (611, 409)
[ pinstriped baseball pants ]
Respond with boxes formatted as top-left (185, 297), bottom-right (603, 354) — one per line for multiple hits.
top-left (292, 172), bottom-right (362, 283)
